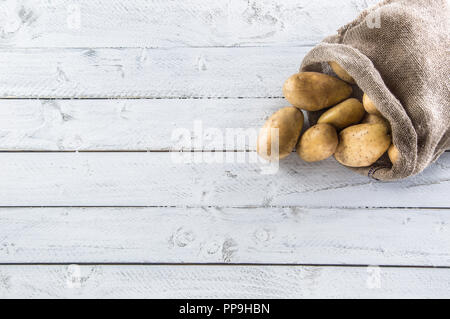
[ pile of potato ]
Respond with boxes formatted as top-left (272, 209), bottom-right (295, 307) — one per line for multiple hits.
top-left (257, 63), bottom-right (400, 167)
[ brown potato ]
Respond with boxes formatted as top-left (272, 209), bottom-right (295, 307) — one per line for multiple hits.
top-left (283, 72), bottom-right (352, 111)
top-left (362, 113), bottom-right (391, 132)
top-left (297, 124), bottom-right (338, 162)
top-left (318, 98), bottom-right (365, 130)
top-left (334, 124), bottom-right (392, 167)
top-left (329, 61), bottom-right (356, 84)
top-left (388, 144), bottom-right (400, 165)
top-left (363, 93), bottom-right (382, 116)
top-left (257, 107), bottom-right (304, 161)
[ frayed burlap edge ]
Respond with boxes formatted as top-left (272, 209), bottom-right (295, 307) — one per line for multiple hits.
top-left (299, 0), bottom-right (449, 181)
top-left (301, 43), bottom-right (417, 181)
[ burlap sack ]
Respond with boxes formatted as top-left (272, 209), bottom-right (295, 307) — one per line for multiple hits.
top-left (301, 0), bottom-right (449, 181)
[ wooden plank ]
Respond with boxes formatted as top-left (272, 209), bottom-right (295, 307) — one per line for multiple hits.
top-left (1, 99), bottom-right (448, 152)
top-left (0, 152), bottom-right (448, 207)
top-left (0, 0), bottom-right (379, 48)
top-left (0, 47), bottom-right (307, 98)
top-left (0, 98), bottom-right (284, 151)
top-left (0, 207), bottom-right (449, 265)
top-left (0, 265), bottom-right (448, 298)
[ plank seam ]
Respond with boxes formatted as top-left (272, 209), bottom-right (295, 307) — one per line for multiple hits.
top-left (0, 206), bottom-right (448, 209)
top-left (1, 45), bottom-right (318, 50)
top-left (0, 151), bottom-right (447, 154)
top-left (0, 263), bottom-right (449, 269)
top-left (0, 97), bottom-right (286, 101)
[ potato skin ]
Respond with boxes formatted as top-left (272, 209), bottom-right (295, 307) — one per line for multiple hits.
top-left (363, 93), bottom-right (382, 116)
top-left (283, 72), bottom-right (353, 111)
top-left (388, 144), bottom-right (400, 165)
top-left (329, 61), bottom-right (356, 84)
top-left (334, 124), bottom-right (392, 167)
top-left (362, 113), bottom-right (391, 132)
top-left (318, 98), bottom-right (365, 130)
top-left (297, 124), bottom-right (338, 162)
top-left (257, 107), bottom-right (304, 161)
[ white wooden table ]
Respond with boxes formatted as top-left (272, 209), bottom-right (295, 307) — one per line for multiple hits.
top-left (0, 0), bottom-right (449, 299)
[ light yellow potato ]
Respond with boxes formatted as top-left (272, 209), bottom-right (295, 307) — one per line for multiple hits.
top-left (297, 124), bottom-right (338, 162)
top-left (362, 113), bottom-right (391, 132)
top-left (363, 93), bottom-right (382, 116)
top-left (283, 72), bottom-right (353, 111)
top-left (334, 124), bottom-right (392, 167)
top-left (257, 107), bottom-right (304, 161)
top-left (388, 144), bottom-right (400, 165)
top-left (329, 61), bottom-right (356, 84)
top-left (317, 98), bottom-right (365, 130)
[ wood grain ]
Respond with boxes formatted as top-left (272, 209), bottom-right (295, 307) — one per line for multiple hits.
top-left (0, 265), bottom-right (448, 299)
top-left (0, 207), bottom-right (449, 266)
top-left (0, 152), bottom-right (448, 207)
top-left (0, 0), bottom-right (447, 298)
top-left (2, 98), bottom-right (447, 152)
top-left (0, 47), bottom-right (309, 98)
top-left (0, 0), bottom-right (378, 48)
top-left (0, 46), bottom-right (310, 99)
top-left (0, 98), bottom-right (284, 151)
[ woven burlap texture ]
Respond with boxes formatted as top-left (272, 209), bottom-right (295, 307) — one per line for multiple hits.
top-left (301, 0), bottom-right (449, 180)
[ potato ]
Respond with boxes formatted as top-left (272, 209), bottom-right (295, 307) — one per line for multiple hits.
top-left (318, 98), bottom-right (365, 130)
top-left (334, 124), bottom-right (392, 167)
top-left (297, 124), bottom-right (338, 162)
top-left (388, 144), bottom-right (400, 165)
top-left (362, 113), bottom-right (391, 131)
top-left (283, 72), bottom-right (353, 111)
top-left (257, 107), bottom-right (304, 161)
top-left (329, 61), bottom-right (356, 84)
top-left (363, 93), bottom-right (382, 116)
